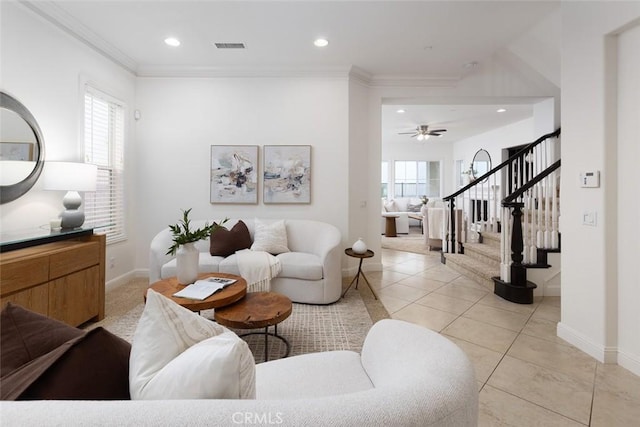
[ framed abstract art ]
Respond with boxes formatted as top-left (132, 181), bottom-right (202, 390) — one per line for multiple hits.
top-left (263, 145), bottom-right (311, 204)
top-left (210, 145), bottom-right (258, 204)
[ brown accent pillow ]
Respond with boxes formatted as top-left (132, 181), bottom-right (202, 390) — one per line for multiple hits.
top-left (0, 303), bottom-right (131, 401)
top-left (1, 303), bottom-right (84, 379)
top-left (18, 327), bottom-right (131, 400)
top-left (210, 220), bottom-right (252, 257)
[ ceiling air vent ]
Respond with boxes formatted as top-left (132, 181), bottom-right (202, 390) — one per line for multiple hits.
top-left (214, 42), bottom-right (246, 49)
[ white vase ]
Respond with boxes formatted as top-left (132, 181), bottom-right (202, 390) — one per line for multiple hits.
top-left (352, 238), bottom-right (367, 254)
top-left (176, 242), bottom-right (199, 285)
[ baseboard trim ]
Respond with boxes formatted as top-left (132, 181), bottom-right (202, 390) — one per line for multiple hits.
top-left (557, 322), bottom-right (618, 364)
top-left (618, 349), bottom-right (640, 377)
top-left (106, 269), bottom-right (148, 290)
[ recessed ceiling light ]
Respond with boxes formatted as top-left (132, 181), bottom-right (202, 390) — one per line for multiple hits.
top-left (164, 37), bottom-right (181, 47)
top-left (314, 38), bottom-right (329, 47)
top-left (497, 108), bottom-right (507, 113)
top-left (396, 109), bottom-right (406, 114)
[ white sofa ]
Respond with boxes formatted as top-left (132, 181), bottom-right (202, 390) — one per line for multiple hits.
top-left (149, 219), bottom-right (342, 304)
top-left (0, 319), bottom-right (478, 426)
top-left (381, 197), bottom-right (425, 234)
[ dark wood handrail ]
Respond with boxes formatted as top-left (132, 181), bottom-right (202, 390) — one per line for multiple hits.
top-left (443, 128), bottom-right (561, 202)
top-left (503, 160), bottom-right (561, 204)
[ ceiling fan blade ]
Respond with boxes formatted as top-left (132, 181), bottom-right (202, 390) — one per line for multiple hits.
top-left (429, 129), bottom-right (447, 133)
top-left (398, 132), bottom-right (417, 135)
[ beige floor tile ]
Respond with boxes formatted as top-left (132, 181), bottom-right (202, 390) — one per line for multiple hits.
top-left (397, 275), bottom-right (447, 292)
top-left (445, 335), bottom-right (503, 383)
top-left (418, 265), bottom-right (461, 283)
top-left (442, 316), bottom-right (518, 353)
top-left (377, 283), bottom-right (430, 303)
top-left (463, 304), bottom-right (530, 332)
top-left (365, 270), bottom-right (411, 288)
top-left (392, 304), bottom-right (458, 332)
top-left (531, 303), bottom-right (561, 323)
top-left (488, 356), bottom-right (593, 424)
top-left (591, 363), bottom-right (640, 427)
top-left (378, 294), bottom-right (411, 314)
top-left (416, 292), bottom-right (476, 315)
top-left (385, 262), bottom-right (429, 275)
top-left (477, 293), bottom-right (538, 316)
top-left (507, 334), bottom-right (597, 384)
top-left (450, 275), bottom-right (490, 291)
top-left (434, 282), bottom-right (488, 303)
top-left (540, 296), bottom-right (561, 307)
top-left (520, 316), bottom-right (568, 346)
top-left (479, 384), bottom-right (586, 427)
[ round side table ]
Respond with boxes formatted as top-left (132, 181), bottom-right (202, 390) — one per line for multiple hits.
top-left (214, 292), bottom-right (292, 362)
top-left (343, 248), bottom-right (377, 300)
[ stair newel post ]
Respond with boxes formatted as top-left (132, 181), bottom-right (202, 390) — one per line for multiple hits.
top-left (449, 198), bottom-right (457, 254)
top-left (509, 202), bottom-right (526, 286)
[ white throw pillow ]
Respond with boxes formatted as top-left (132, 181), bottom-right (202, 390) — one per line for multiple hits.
top-left (129, 289), bottom-right (255, 400)
top-left (250, 219), bottom-right (290, 254)
top-left (384, 200), bottom-right (398, 212)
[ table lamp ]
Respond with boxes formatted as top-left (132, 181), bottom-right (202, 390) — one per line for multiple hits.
top-left (43, 161), bottom-right (97, 229)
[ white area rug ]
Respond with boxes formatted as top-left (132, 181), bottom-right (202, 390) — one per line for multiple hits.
top-left (88, 278), bottom-right (377, 363)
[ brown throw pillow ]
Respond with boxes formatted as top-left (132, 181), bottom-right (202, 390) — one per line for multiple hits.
top-left (210, 220), bottom-right (252, 257)
top-left (1, 303), bottom-right (84, 379)
top-left (18, 327), bottom-right (131, 400)
top-left (0, 303), bottom-right (131, 401)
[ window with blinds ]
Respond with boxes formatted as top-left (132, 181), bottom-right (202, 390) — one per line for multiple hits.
top-left (83, 87), bottom-right (126, 244)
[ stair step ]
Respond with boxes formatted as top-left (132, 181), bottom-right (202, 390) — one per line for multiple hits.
top-left (444, 253), bottom-right (498, 291)
top-left (480, 231), bottom-right (501, 249)
top-left (463, 242), bottom-right (501, 266)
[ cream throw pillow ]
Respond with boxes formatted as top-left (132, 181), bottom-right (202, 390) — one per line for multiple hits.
top-left (129, 289), bottom-right (255, 400)
top-left (384, 200), bottom-right (398, 212)
top-left (250, 219), bottom-right (290, 255)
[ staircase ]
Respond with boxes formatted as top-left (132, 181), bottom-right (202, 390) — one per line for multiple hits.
top-left (441, 129), bottom-right (561, 303)
top-left (445, 232), bottom-right (501, 291)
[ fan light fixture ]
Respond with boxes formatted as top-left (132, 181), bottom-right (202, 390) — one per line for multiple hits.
top-left (314, 38), bottom-right (329, 47)
top-left (164, 37), bottom-right (181, 47)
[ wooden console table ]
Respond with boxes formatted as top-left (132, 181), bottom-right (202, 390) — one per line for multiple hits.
top-left (0, 232), bottom-right (106, 327)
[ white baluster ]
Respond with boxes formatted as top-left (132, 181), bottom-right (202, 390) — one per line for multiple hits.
top-left (552, 172), bottom-right (559, 248)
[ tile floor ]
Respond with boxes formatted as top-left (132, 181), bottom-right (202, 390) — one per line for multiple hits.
top-left (368, 247), bottom-right (640, 426)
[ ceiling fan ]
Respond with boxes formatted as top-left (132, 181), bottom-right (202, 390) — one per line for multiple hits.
top-left (398, 125), bottom-right (447, 141)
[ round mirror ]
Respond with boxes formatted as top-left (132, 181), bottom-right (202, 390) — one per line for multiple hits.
top-left (0, 92), bottom-right (45, 204)
top-left (472, 149), bottom-right (491, 181)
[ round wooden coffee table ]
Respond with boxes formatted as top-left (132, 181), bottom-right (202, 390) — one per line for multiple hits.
top-left (147, 273), bottom-right (247, 312)
top-left (214, 292), bottom-right (292, 362)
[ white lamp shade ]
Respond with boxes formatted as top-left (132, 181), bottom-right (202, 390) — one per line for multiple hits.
top-left (43, 162), bottom-right (97, 192)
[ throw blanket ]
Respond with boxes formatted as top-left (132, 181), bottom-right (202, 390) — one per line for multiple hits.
top-left (427, 208), bottom-right (446, 240)
top-left (235, 249), bottom-right (281, 293)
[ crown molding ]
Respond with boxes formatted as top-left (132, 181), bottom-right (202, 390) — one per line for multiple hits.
top-left (20, 0), bottom-right (138, 74)
top-left (369, 75), bottom-right (460, 88)
top-left (135, 65), bottom-right (354, 79)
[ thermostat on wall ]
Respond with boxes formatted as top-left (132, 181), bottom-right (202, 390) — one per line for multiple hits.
top-left (579, 171), bottom-right (600, 188)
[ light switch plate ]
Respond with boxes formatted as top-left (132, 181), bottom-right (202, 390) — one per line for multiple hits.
top-left (582, 211), bottom-right (597, 226)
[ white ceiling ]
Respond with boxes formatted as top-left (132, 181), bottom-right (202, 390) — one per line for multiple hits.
top-left (25, 0), bottom-right (559, 142)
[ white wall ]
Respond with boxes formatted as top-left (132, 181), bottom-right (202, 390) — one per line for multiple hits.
top-left (133, 77), bottom-right (350, 272)
top-left (0, 2), bottom-right (137, 283)
top-left (616, 22), bottom-right (640, 375)
top-left (347, 76), bottom-right (372, 262)
top-left (559, 1), bottom-right (640, 376)
top-left (452, 117), bottom-right (535, 181)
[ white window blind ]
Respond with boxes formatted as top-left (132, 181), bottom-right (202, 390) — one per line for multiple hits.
top-left (83, 87), bottom-right (126, 243)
